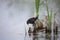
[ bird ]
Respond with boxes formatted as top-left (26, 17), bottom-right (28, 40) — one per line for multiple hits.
top-left (26, 16), bottom-right (44, 32)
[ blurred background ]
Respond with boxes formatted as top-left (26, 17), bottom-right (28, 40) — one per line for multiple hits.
top-left (0, 0), bottom-right (60, 40)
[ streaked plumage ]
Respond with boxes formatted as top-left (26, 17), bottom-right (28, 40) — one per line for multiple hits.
top-left (27, 16), bottom-right (44, 32)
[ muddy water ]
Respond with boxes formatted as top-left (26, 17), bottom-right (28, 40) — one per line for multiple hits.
top-left (0, 0), bottom-right (60, 40)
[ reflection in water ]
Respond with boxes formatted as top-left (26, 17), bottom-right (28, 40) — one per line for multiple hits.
top-left (28, 32), bottom-right (58, 40)
top-left (45, 33), bottom-right (57, 40)
top-left (33, 34), bottom-right (38, 40)
top-left (45, 33), bottom-right (51, 40)
top-left (53, 35), bottom-right (58, 40)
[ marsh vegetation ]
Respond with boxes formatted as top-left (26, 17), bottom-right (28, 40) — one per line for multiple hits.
top-left (26, 0), bottom-right (58, 40)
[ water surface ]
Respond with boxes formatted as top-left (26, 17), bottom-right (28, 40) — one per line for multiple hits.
top-left (0, 0), bottom-right (60, 40)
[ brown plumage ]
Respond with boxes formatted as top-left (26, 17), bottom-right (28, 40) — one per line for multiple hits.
top-left (26, 16), bottom-right (44, 32)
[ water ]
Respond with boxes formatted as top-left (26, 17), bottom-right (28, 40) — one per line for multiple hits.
top-left (0, 0), bottom-right (60, 40)
top-left (25, 31), bottom-right (60, 40)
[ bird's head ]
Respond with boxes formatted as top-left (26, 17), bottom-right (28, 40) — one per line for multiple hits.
top-left (26, 16), bottom-right (38, 25)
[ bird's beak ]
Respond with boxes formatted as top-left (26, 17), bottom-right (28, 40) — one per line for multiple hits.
top-left (27, 20), bottom-right (28, 25)
top-left (27, 22), bottom-right (29, 25)
top-left (27, 19), bottom-right (30, 25)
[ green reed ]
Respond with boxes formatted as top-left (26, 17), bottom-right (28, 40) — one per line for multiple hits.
top-left (35, 0), bottom-right (44, 17)
top-left (46, 0), bottom-right (52, 29)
